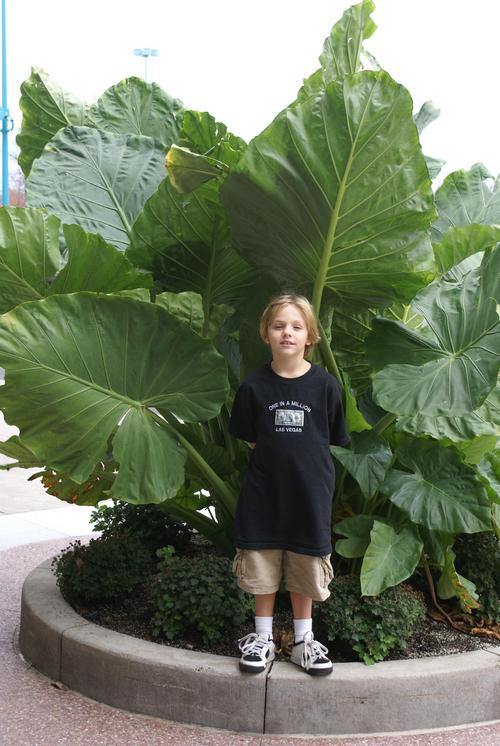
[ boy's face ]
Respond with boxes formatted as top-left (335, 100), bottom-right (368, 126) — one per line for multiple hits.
top-left (264, 304), bottom-right (311, 361)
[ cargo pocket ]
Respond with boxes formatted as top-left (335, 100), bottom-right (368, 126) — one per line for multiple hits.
top-left (232, 549), bottom-right (246, 580)
top-left (320, 555), bottom-right (334, 588)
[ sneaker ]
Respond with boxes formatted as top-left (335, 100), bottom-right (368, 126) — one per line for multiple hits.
top-left (238, 632), bottom-right (276, 673)
top-left (290, 630), bottom-right (333, 676)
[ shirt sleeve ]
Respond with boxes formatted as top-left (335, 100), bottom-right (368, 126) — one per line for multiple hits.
top-left (328, 378), bottom-right (350, 447)
top-left (229, 383), bottom-right (257, 442)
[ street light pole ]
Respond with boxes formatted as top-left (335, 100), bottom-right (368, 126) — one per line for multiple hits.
top-left (133, 48), bottom-right (159, 83)
top-left (1, 0), bottom-right (13, 207)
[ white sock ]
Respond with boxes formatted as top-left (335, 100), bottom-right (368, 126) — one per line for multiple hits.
top-left (294, 617), bottom-right (312, 643)
top-left (255, 616), bottom-right (273, 638)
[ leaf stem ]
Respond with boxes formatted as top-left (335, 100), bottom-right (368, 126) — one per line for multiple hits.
top-left (218, 405), bottom-right (235, 462)
top-left (318, 320), bottom-right (343, 385)
top-left (149, 410), bottom-right (237, 517)
top-left (157, 499), bottom-right (234, 555)
top-left (373, 412), bottom-right (397, 435)
top-left (421, 553), bottom-right (462, 631)
top-left (312, 124), bottom-right (358, 315)
top-left (202, 219), bottom-right (218, 337)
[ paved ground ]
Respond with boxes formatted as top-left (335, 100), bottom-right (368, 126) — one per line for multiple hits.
top-left (1, 411), bottom-right (500, 745)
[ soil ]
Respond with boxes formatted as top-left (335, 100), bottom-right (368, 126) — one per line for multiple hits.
top-left (68, 536), bottom-right (500, 663)
top-left (73, 589), bottom-right (499, 662)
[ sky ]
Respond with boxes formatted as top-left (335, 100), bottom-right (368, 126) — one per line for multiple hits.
top-left (6, 0), bottom-right (500, 185)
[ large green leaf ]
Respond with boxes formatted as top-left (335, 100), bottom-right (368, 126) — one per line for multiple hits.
top-left (419, 527), bottom-right (454, 569)
top-left (332, 300), bottom-right (424, 395)
top-left (178, 110), bottom-right (245, 158)
top-left (221, 70), bottom-right (436, 315)
top-left (437, 546), bottom-right (480, 612)
top-left (453, 435), bottom-right (498, 466)
top-left (25, 126), bottom-right (167, 251)
top-left (476, 449), bottom-right (500, 504)
top-left (0, 216), bottom-right (152, 311)
top-left (164, 110), bottom-right (246, 194)
top-left (414, 101), bottom-right (440, 134)
top-left (369, 247), bottom-right (500, 416)
top-left (128, 176), bottom-right (256, 311)
top-left (0, 293), bottom-right (229, 503)
top-left (320, 0), bottom-right (376, 82)
top-left (36, 460), bottom-right (116, 506)
top-left (431, 163), bottom-right (500, 244)
top-left (360, 521), bottom-right (423, 596)
top-left (110, 408), bottom-right (186, 502)
top-left (343, 372), bottom-right (371, 432)
top-left (154, 291), bottom-right (205, 334)
top-left (49, 225), bottom-right (153, 295)
top-left (0, 208), bottom-right (61, 313)
top-left (16, 68), bottom-right (88, 177)
top-left (433, 223), bottom-right (500, 275)
top-left (297, 0), bottom-right (376, 102)
top-left (166, 146), bottom-right (226, 194)
top-left (412, 101), bottom-right (445, 180)
top-left (0, 435), bottom-right (42, 469)
top-left (396, 384), bottom-right (500, 442)
top-left (129, 109), bottom-right (254, 319)
top-left (86, 77), bottom-right (184, 146)
top-left (493, 504), bottom-right (500, 539)
top-left (331, 430), bottom-right (392, 498)
top-left (334, 513), bottom-right (382, 558)
top-left (381, 440), bottom-right (491, 533)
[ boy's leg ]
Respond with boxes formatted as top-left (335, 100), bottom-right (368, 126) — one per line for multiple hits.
top-left (290, 590), bottom-right (312, 620)
top-left (290, 591), bottom-right (313, 642)
top-left (255, 592), bottom-right (277, 616)
top-left (255, 591), bottom-right (276, 637)
top-left (285, 552), bottom-right (334, 676)
top-left (232, 550), bottom-right (282, 673)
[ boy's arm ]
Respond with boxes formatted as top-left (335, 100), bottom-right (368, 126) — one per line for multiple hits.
top-left (229, 383), bottom-right (257, 443)
top-left (328, 380), bottom-right (350, 447)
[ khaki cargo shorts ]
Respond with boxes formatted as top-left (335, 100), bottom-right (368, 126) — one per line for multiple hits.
top-left (232, 548), bottom-right (334, 602)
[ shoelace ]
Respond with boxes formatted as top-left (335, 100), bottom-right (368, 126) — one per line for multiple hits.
top-left (238, 632), bottom-right (272, 657)
top-left (301, 634), bottom-right (329, 670)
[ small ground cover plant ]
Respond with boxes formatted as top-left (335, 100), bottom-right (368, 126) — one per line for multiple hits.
top-left (314, 575), bottom-right (426, 665)
top-left (152, 546), bottom-right (254, 646)
top-left (51, 535), bottom-right (153, 604)
top-left (90, 499), bottom-right (193, 556)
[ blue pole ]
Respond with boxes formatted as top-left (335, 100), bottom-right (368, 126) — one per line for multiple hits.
top-left (2, 0), bottom-right (8, 206)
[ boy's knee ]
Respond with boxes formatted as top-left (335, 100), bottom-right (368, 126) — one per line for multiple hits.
top-left (231, 548), bottom-right (282, 595)
top-left (284, 552), bottom-right (334, 602)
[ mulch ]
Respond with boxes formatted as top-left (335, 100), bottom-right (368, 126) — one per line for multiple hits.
top-left (70, 549), bottom-right (500, 662)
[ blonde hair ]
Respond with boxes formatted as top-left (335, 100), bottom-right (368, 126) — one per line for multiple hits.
top-left (259, 295), bottom-right (321, 357)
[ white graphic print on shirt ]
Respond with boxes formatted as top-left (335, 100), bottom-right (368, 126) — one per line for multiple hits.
top-left (269, 400), bottom-right (311, 433)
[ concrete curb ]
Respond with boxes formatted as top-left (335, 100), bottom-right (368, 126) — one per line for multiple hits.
top-left (19, 559), bottom-right (500, 736)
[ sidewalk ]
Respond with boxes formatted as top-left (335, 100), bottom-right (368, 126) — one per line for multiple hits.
top-left (0, 414), bottom-right (96, 548)
top-left (1, 412), bottom-right (499, 745)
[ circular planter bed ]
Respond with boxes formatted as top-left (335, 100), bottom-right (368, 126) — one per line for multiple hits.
top-left (19, 557), bottom-right (500, 736)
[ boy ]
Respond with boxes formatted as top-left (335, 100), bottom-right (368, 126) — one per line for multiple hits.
top-left (229, 295), bottom-right (349, 675)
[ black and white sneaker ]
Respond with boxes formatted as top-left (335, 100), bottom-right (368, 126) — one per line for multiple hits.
top-left (290, 631), bottom-right (333, 676)
top-left (238, 632), bottom-right (276, 673)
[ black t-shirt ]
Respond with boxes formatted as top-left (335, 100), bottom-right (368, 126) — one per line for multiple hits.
top-left (229, 362), bottom-right (349, 556)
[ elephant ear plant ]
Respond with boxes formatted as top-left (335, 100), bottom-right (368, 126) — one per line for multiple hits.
top-left (0, 1), bottom-right (498, 620)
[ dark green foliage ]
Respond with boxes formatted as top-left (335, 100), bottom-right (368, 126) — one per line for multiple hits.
top-left (454, 532), bottom-right (500, 623)
top-left (51, 535), bottom-right (153, 604)
top-left (90, 499), bottom-right (192, 555)
top-left (314, 574), bottom-right (426, 665)
top-left (152, 546), bottom-right (253, 646)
